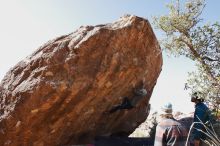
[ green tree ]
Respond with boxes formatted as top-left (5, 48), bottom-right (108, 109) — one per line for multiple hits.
top-left (153, 0), bottom-right (220, 109)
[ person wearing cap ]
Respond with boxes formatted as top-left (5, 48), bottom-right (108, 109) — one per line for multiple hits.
top-left (191, 92), bottom-right (210, 146)
top-left (154, 102), bottom-right (188, 146)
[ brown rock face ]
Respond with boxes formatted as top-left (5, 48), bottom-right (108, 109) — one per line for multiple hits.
top-left (0, 15), bottom-right (162, 146)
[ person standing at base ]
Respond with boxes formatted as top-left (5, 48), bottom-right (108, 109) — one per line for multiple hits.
top-left (154, 102), bottom-right (188, 146)
top-left (190, 92), bottom-right (210, 146)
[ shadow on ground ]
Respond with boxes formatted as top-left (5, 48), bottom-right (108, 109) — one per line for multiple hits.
top-left (63, 136), bottom-right (154, 146)
top-left (94, 136), bottom-right (154, 146)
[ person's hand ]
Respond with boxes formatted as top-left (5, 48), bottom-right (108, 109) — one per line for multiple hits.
top-left (194, 140), bottom-right (200, 146)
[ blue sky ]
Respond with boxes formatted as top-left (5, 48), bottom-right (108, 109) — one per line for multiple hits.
top-left (0, 0), bottom-right (219, 113)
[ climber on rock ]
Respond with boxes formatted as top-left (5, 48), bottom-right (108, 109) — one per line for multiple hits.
top-left (107, 87), bottom-right (148, 113)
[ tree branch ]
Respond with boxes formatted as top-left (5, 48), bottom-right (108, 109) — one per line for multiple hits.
top-left (179, 38), bottom-right (218, 83)
top-left (202, 56), bottom-right (219, 62)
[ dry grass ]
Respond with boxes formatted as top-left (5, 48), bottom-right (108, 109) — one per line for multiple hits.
top-left (185, 118), bottom-right (220, 146)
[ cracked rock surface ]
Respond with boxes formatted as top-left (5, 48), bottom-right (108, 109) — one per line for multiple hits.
top-left (0, 15), bottom-right (162, 146)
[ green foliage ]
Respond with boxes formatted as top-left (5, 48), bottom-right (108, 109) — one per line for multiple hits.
top-left (148, 112), bottom-right (158, 140)
top-left (153, 0), bottom-right (220, 109)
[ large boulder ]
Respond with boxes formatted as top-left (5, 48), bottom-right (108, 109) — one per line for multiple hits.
top-left (0, 15), bottom-right (162, 146)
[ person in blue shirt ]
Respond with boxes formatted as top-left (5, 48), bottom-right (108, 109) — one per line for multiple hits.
top-left (191, 92), bottom-right (210, 146)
